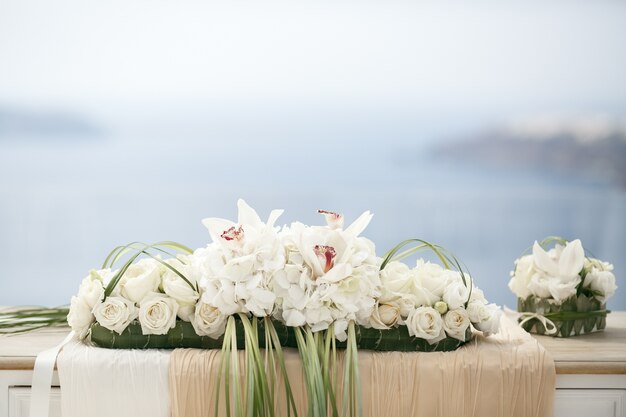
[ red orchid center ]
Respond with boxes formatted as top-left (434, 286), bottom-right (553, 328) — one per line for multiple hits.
top-left (221, 225), bottom-right (244, 241)
top-left (314, 245), bottom-right (336, 273)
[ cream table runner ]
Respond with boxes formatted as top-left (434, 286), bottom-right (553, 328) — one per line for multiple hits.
top-left (54, 315), bottom-right (555, 417)
top-left (169, 315), bottom-right (556, 417)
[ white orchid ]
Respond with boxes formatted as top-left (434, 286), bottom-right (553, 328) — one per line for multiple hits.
top-left (509, 239), bottom-right (586, 304)
top-left (275, 209), bottom-right (381, 341)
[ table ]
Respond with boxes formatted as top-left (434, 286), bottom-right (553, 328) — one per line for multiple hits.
top-left (1, 312), bottom-right (625, 417)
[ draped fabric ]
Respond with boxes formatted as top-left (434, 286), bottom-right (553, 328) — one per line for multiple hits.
top-left (169, 315), bottom-right (556, 417)
top-left (57, 340), bottom-right (171, 417)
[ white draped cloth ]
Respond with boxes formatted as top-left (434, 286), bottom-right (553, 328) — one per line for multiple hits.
top-left (56, 340), bottom-right (171, 417)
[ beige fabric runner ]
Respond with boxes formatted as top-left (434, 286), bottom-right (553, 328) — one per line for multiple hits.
top-left (169, 315), bottom-right (555, 417)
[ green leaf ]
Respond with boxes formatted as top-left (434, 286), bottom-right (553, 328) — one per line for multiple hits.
top-left (0, 306), bottom-right (69, 334)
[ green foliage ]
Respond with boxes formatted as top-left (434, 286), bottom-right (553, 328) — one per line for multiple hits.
top-left (0, 307), bottom-right (69, 333)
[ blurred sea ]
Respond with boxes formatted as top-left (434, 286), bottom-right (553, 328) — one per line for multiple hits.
top-left (0, 126), bottom-right (624, 311)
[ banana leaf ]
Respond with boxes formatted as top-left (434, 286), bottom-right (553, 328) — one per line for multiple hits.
top-left (517, 294), bottom-right (608, 337)
top-left (90, 319), bottom-right (470, 352)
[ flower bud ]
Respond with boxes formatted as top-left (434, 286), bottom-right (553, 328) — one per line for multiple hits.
top-left (434, 301), bottom-right (448, 315)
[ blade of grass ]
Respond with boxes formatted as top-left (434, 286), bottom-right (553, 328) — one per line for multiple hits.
top-left (267, 319), bottom-right (298, 417)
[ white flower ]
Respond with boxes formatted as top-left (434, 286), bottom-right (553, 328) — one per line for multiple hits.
top-left (369, 302), bottom-right (401, 329)
top-left (406, 306), bottom-right (446, 344)
top-left (162, 258), bottom-right (199, 322)
top-left (138, 292), bottom-right (179, 335)
top-left (533, 239), bottom-right (585, 279)
top-left (442, 277), bottom-right (470, 310)
top-left (412, 260), bottom-right (449, 307)
top-left (510, 240), bottom-right (586, 304)
top-left (77, 269), bottom-right (109, 309)
top-left (192, 299), bottom-right (227, 339)
top-left (529, 240), bottom-right (584, 303)
top-left (198, 199), bottom-right (285, 317)
top-left (378, 262), bottom-right (416, 317)
top-left (473, 303), bottom-right (501, 336)
top-left (433, 301), bottom-right (448, 315)
top-left (466, 300), bottom-right (490, 323)
top-left (92, 296), bottom-right (138, 335)
top-left (443, 309), bottom-right (470, 341)
top-left (119, 258), bottom-right (162, 304)
top-left (67, 296), bottom-right (94, 339)
top-left (276, 209), bottom-right (381, 341)
top-left (317, 209), bottom-right (344, 230)
top-left (379, 261), bottom-right (413, 294)
top-left (508, 255), bottom-right (535, 299)
top-left (469, 285), bottom-right (486, 303)
top-left (584, 265), bottom-right (617, 303)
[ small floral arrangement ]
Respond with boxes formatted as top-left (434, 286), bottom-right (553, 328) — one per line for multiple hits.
top-left (508, 237), bottom-right (617, 337)
top-left (61, 200), bottom-right (502, 417)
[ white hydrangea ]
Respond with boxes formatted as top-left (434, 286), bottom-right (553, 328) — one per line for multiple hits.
top-left (195, 199), bottom-right (285, 319)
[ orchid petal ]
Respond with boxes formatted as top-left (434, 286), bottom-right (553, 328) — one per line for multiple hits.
top-left (237, 199), bottom-right (263, 227)
top-left (344, 210), bottom-right (373, 236)
top-left (532, 241), bottom-right (559, 276)
top-left (201, 218), bottom-right (235, 243)
top-left (321, 263), bottom-right (352, 283)
top-left (559, 239), bottom-right (585, 277)
top-left (266, 209), bottom-right (284, 228)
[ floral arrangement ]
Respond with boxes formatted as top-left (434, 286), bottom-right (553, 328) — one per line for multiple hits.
top-left (49, 200), bottom-right (502, 417)
top-left (509, 237), bottom-right (617, 337)
top-left (67, 200), bottom-right (501, 345)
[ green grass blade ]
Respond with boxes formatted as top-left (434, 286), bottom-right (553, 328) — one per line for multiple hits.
top-left (267, 319), bottom-right (298, 417)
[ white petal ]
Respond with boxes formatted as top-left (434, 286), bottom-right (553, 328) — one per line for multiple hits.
top-left (559, 239), bottom-right (585, 277)
top-left (344, 211), bottom-right (373, 236)
top-left (237, 199), bottom-right (262, 227)
top-left (266, 209), bottom-right (284, 228)
top-left (321, 263), bottom-right (352, 283)
top-left (532, 241), bottom-right (559, 276)
top-left (288, 286), bottom-right (308, 310)
top-left (283, 309), bottom-right (306, 327)
top-left (202, 218), bottom-right (235, 243)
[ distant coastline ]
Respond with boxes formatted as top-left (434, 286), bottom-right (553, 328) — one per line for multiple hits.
top-left (432, 117), bottom-right (626, 189)
top-left (0, 106), bottom-right (103, 140)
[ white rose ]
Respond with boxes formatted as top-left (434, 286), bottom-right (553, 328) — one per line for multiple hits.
top-left (380, 261), bottom-right (413, 293)
top-left (584, 258), bottom-right (613, 272)
top-left (138, 292), bottom-right (179, 335)
top-left (67, 296), bottom-right (94, 339)
top-left (466, 300), bottom-right (490, 323)
top-left (192, 299), bottom-right (227, 339)
top-left (584, 268), bottom-right (617, 303)
top-left (474, 303), bottom-right (501, 336)
top-left (406, 306), bottom-right (446, 344)
top-left (443, 279), bottom-right (470, 310)
top-left (443, 309), bottom-right (470, 341)
top-left (77, 270), bottom-right (107, 309)
top-left (92, 296), bottom-right (138, 335)
top-left (508, 255), bottom-right (535, 299)
top-left (119, 258), bottom-right (162, 304)
top-left (413, 260), bottom-right (448, 305)
top-left (369, 302), bottom-right (401, 329)
top-left (161, 261), bottom-right (199, 321)
top-left (468, 285), bottom-right (486, 303)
